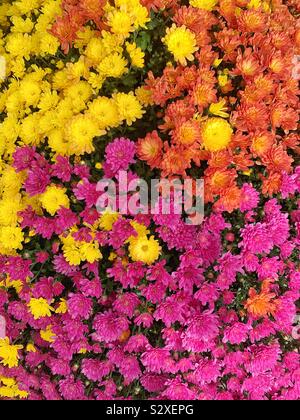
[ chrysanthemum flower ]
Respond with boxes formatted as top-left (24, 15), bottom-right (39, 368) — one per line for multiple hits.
top-left (137, 131), bottom-right (163, 169)
top-left (172, 119), bottom-right (201, 146)
top-left (39, 185), bottom-right (70, 216)
top-left (201, 118), bottom-right (233, 152)
top-left (161, 145), bottom-right (192, 176)
top-left (129, 235), bottom-right (161, 265)
top-left (163, 24), bottom-right (198, 66)
top-left (190, 0), bottom-right (218, 11)
top-left (28, 298), bottom-right (54, 320)
top-left (245, 281), bottom-right (278, 319)
top-left (0, 338), bottom-right (23, 368)
top-left (113, 92), bottom-right (145, 126)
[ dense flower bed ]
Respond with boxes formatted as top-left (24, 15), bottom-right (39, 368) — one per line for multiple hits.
top-left (0, 0), bottom-right (299, 400)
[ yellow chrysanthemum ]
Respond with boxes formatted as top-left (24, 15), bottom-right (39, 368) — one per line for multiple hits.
top-left (113, 92), bottom-right (145, 126)
top-left (163, 24), bottom-right (198, 66)
top-left (135, 86), bottom-right (154, 106)
top-left (126, 42), bottom-right (145, 68)
top-left (97, 53), bottom-right (128, 79)
top-left (209, 99), bottom-right (230, 118)
top-left (79, 241), bottom-right (103, 264)
top-left (28, 298), bottom-right (54, 320)
top-left (26, 343), bottom-right (37, 353)
top-left (99, 210), bottom-right (120, 231)
top-left (0, 338), bottom-right (23, 368)
top-left (129, 235), bottom-right (161, 265)
top-left (55, 299), bottom-right (68, 314)
top-left (190, 0), bottom-right (218, 11)
top-left (201, 118), bottom-right (233, 152)
top-left (0, 226), bottom-right (24, 252)
top-left (66, 114), bottom-right (102, 156)
top-left (108, 11), bottom-right (133, 36)
top-left (40, 325), bottom-right (56, 343)
top-left (39, 185), bottom-right (69, 216)
top-left (0, 376), bottom-right (28, 399)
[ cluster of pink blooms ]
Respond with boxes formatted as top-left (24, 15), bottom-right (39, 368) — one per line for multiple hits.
top-left (0, 137), bottom-right (299, 400)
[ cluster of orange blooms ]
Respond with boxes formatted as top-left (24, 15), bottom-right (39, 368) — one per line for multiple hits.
top-left (137, 0), bottom-right (300, 213)
top-left (50, 0), bottom-right (107, 53)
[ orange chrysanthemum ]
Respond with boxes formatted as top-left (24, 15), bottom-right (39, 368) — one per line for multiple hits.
top-left (218, 0), bottom-right (238, 28)
top-left (173, 5), bottom-right (218, 33)
top-left (270, 103), bottom-right (299, 131)
top-left (79, 0), bottom-right (107, 29)
top-left (235, 48), bottom-right (263, 78)
top-left (160, 100), bottom-right (195, 131)
top-left (208, 150), bottom-right (232, 169)
top-left (216, 28), bottom-right (240, 62)
top-left (161, 145), bottom-right (192, 177)
top-left (172, 119), bottom-right (201, 146)
top-left (237, 9), bottom-right (268, 33)
top-left (50, 12), bottom-right (84, 54)
top-left (245, 281), bottom-right (278, 319)
top-left (141, 0), bottom-right (179, 12)
top-left (261, 144), bottom-right (294, 173)
top-left (192, 81), bottom-right (217, 110)
top-left (251, 131), bottom-right (275, 157)
top-left (137, 131), bottom-right (163, 169)
top-left (232, 101), bottom-right (269, 132)
top-left (214, 185), bottom-right (242, 213)
top-left (261, 172), bottom-right (282, 196)
top-left (242, 75), bottom-right (274, 102)
top-left (206, 168), bottom-right (237, 195)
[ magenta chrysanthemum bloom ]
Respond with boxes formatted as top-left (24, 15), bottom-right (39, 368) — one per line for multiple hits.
top-left (240, 183), bottom-right (260, 212)
top-left (47, 358), bottom-right (71, 376)
top-left (141, 348), bottom-right (175, 374)
top-left (34, 217), bottom-right (57, 240)
top-left (193, 358), bottom-right (221, 386)
top-left (257, 256), bottom-right (284, 280)
top-left (79, 278), bottom-right (102, 299)
top-left (124, 334), bottom-right (149, 353)
top-left (93, 311), bottom-right (129, 343)
top-left (81, 359), bottom-right (112, 382)
top-left (113, 292), bottom-right (140, 318)
top-left (223, 322), bottom-right (251, 345)
top-left (13, 146), bottom-right (36, 172)
top-left (134, 313), bottom-right (153, 328)
top-left (140, 374), bottom-right (168, 393)
top-left (5, 256), bottom-right (32, 281)
top-left (24, 168), bottom-right (51, 196)
top-left (109, 219), bottom-right (136, 249)
top-left (244, 343), bottom-right (281, 376)
top-left (154, 297), bottom-right (186, 327)
top-left (40, 378), bottom-right (61, 400)
top-left (59, 377), bottom-right (86, 400)
top-left (105, 138), bottom-right (136, 174)
top-left (240, 223), bottom-right (274, 254)
top-left (53, 254), bottom-right (78, 276)
top-left (32, 277), bottom-right (64, 300)
top-left (119, 355), bottom-right (141, 385)
top-left (182, 312), bottom-right (219, 352)
top-left (242, 374), bottom-right (273, 400)
top-left (67, 293), bottom-right (93, 320)
top-left (52, 155), bottom-right (73, 182)
top-left (162, 378), bottom-right (197, 400)
top-left (55, 208), bottom-right (79, 234)
top-left (249, 320), bottom-right (276, 343)
top-left (73, 179), bottom-right (98, 208)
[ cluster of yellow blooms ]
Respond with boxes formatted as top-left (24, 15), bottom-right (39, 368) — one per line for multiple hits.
top-left (0, 376), bottom-right (28, 399)
top-left (0, 0), bottom-right (152, 258)
top-left (0, 0), bottom-right (148, 158)
top-left (0, 166), bottom-right (26, 255)
top-left (62, 233), bottom-right (103, 266)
